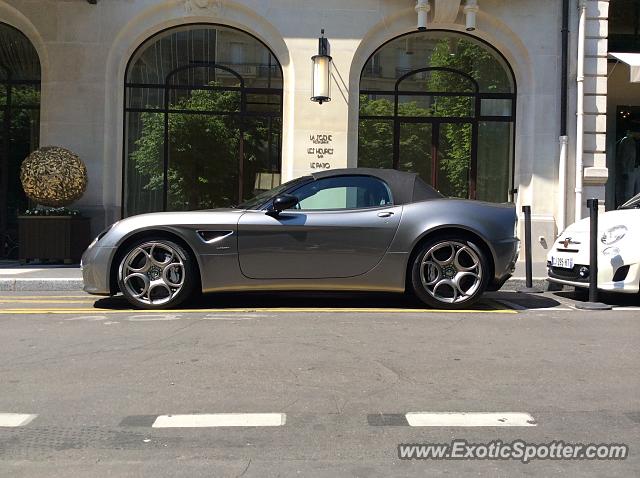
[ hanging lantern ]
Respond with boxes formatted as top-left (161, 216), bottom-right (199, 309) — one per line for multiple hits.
top-left (464, 0), bottom-right (479, 31)
top-left (311, 30), bottom-right (332, 104)
top-left (415, 0), bottom-right (430, 31)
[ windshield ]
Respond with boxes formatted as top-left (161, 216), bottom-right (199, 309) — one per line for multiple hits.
top-left (235, 176), bottom-right (312, 210)
top-left (619, 192), bottom-right (640, 209)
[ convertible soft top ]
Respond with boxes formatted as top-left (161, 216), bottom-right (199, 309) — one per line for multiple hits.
top-left (310, 168), bottom-right (443, 205)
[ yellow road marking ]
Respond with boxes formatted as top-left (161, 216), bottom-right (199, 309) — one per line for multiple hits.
top-left (0, 307), bottom-right (516, 314)
top-left (0, 295), bottom-right (92, 299)
top-left (0, 300), bottom-right (96, 304)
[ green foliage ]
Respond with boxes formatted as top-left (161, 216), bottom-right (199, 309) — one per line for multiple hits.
top-left (358, 95), bottom-right (434, 173)
top-left (358, 92), bottom-right (471, 198)
top-left (358, 96), bottom-right (393, 170)
top-left (0, 85), bottom-right (40, 134)
top-left (426, 38), bottom-right (507, 198)
top-left (358, 37), bottom-right (511, 199)
top-left (428, 38), bottom-right (510, 93)
top-left (130, 85), bottom-right (271, 211)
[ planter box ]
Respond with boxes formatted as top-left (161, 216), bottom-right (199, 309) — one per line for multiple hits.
top-left (18, 216), bottom-right (91, 264)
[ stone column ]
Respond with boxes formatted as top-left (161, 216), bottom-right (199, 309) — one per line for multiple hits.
top-left (582, 0), bottom-right (609, 213)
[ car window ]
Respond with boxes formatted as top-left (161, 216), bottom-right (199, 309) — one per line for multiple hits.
top-left (236, 176), bottom-right (312, 210)
top-left (291, 175), bottom-right (393, 210)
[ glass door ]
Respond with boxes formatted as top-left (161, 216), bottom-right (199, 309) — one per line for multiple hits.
top-left (397, 122), bottom-right (433, 185)
top-left (437, 122), bottom-right (473, 198)
top-left (397, 120), bottom-right (474, 198)
top-left (165, 65), bottom-right (242, 211)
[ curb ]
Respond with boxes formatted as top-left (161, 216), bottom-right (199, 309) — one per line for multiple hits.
top-left (0, 277), bottom-right (557, 293)
top-left (0, 278), bottom-right (84, 292)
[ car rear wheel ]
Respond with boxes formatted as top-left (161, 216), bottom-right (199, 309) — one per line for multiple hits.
top-left (117, 238), bottom-right (196, 309)
top-left (410, 235), bottom-right (489, 309)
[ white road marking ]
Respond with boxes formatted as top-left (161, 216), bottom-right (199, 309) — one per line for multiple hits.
top-left (152, 413), bottom-right (286, 428)
top-left (127, 314), bottom-right (182, 322)
top-left (201, 314), bottom-right (259, 320)
top-left (526, 307), bottom-right (573, 312)
top-left (63, 314), bottom-right (262, 322)
top-left (125, 314), bottom-right (259, 322)
top-left (0, 413), bottom-right (37, 427)
top-left (405, 412), bottom-right (536, 427)
top-left (64, 316), bottom-right (108, 321)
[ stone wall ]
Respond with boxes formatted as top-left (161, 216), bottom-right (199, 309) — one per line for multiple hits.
top-left (0, 0), bottom-right (604, 274)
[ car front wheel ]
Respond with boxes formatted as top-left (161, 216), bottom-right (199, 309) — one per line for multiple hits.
top-left (117, 238), bottom-right (196, 309)
top-left (410, 235), bottom-right (489, 309)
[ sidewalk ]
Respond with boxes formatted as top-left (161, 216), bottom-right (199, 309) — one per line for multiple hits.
top-left (0, 262), bottom-right (549, 292)
top-left (0, 263), bottom-right (84, 291)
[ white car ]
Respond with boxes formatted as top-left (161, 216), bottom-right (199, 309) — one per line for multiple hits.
top-left (547, 193), bottom-right (640, 293)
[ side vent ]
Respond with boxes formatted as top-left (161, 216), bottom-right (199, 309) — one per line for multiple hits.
top-left (196, 230), bottom-right (234, 244)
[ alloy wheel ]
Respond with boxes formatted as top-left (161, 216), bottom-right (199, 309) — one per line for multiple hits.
top-left (120, 241), bottom-right (185, 306)
top-left (419, 240), bottom-right (483, 304)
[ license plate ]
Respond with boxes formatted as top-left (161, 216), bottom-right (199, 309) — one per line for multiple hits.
top-left (551, 256), bottom-right (574, 269)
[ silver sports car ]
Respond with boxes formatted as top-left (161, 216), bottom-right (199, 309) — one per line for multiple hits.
top-left (82, 168), bottom-right (518, 309)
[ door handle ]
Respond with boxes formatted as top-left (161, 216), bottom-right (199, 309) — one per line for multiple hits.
top-left (377, 211), bottom-right (394, 218)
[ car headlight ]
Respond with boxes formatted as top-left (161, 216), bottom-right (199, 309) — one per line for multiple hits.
top-left (600, 225), bottom-right (627, 245)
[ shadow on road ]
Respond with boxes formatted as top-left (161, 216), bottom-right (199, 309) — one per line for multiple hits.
top-left (485, 291), bottom-right (563, 310)
top-left (89, 289), bottom-right (640, 312)
top-left (554, 289), bottom-right (640, 307)
top-left (92, 291), bottom-right (510, 311)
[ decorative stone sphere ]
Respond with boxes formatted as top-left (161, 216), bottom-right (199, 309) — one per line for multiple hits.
top-left (20, 146), bottom-right (88, 207)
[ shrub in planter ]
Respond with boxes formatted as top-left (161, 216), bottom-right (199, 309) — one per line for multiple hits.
top-left (20, 146), bottom-right (87, 207)
top-left (18, 147), bottom-right (90, 263)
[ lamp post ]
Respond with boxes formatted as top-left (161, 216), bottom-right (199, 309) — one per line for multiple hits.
top-left (311, 30), bottom-right (331, 104)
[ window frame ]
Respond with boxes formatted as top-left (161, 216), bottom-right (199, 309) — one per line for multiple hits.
top-left (0, 22), bottom-right (41, 259)
top-left (358, 30), bottom-right (517, 202)
top-left (122, 23), bottom-right (284, 217)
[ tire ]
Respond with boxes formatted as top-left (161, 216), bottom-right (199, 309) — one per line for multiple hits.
top-left (117, 238), bottom-right (196, 309)
top-left (410, 235), bottom-right (490, 309)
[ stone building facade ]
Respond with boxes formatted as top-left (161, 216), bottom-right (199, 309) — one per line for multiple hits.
top-left (0, 0), bottom-right (633, 274)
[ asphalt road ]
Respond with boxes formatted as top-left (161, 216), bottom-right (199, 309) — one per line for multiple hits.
top-left (0, 290), bottom-right (638, 477)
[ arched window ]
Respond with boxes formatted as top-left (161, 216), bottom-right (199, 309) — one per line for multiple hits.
top-left (124, 25), bottom-right (283, 216)
top-left (359, 31), bottom-right (515, 202)
top-left (0, 23), bottom-right (40, 259)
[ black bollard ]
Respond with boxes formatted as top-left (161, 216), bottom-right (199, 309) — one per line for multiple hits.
top-left (576, 198), bottom-right (611, 310)
top-left (519, 205), bottom-right (542, 293)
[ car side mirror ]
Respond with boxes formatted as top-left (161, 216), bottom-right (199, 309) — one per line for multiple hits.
top-left (270, 194), bottom-right (299, 214)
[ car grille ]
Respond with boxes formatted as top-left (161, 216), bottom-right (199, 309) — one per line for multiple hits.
top-left (548, 265), bottom-right (589, 283)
